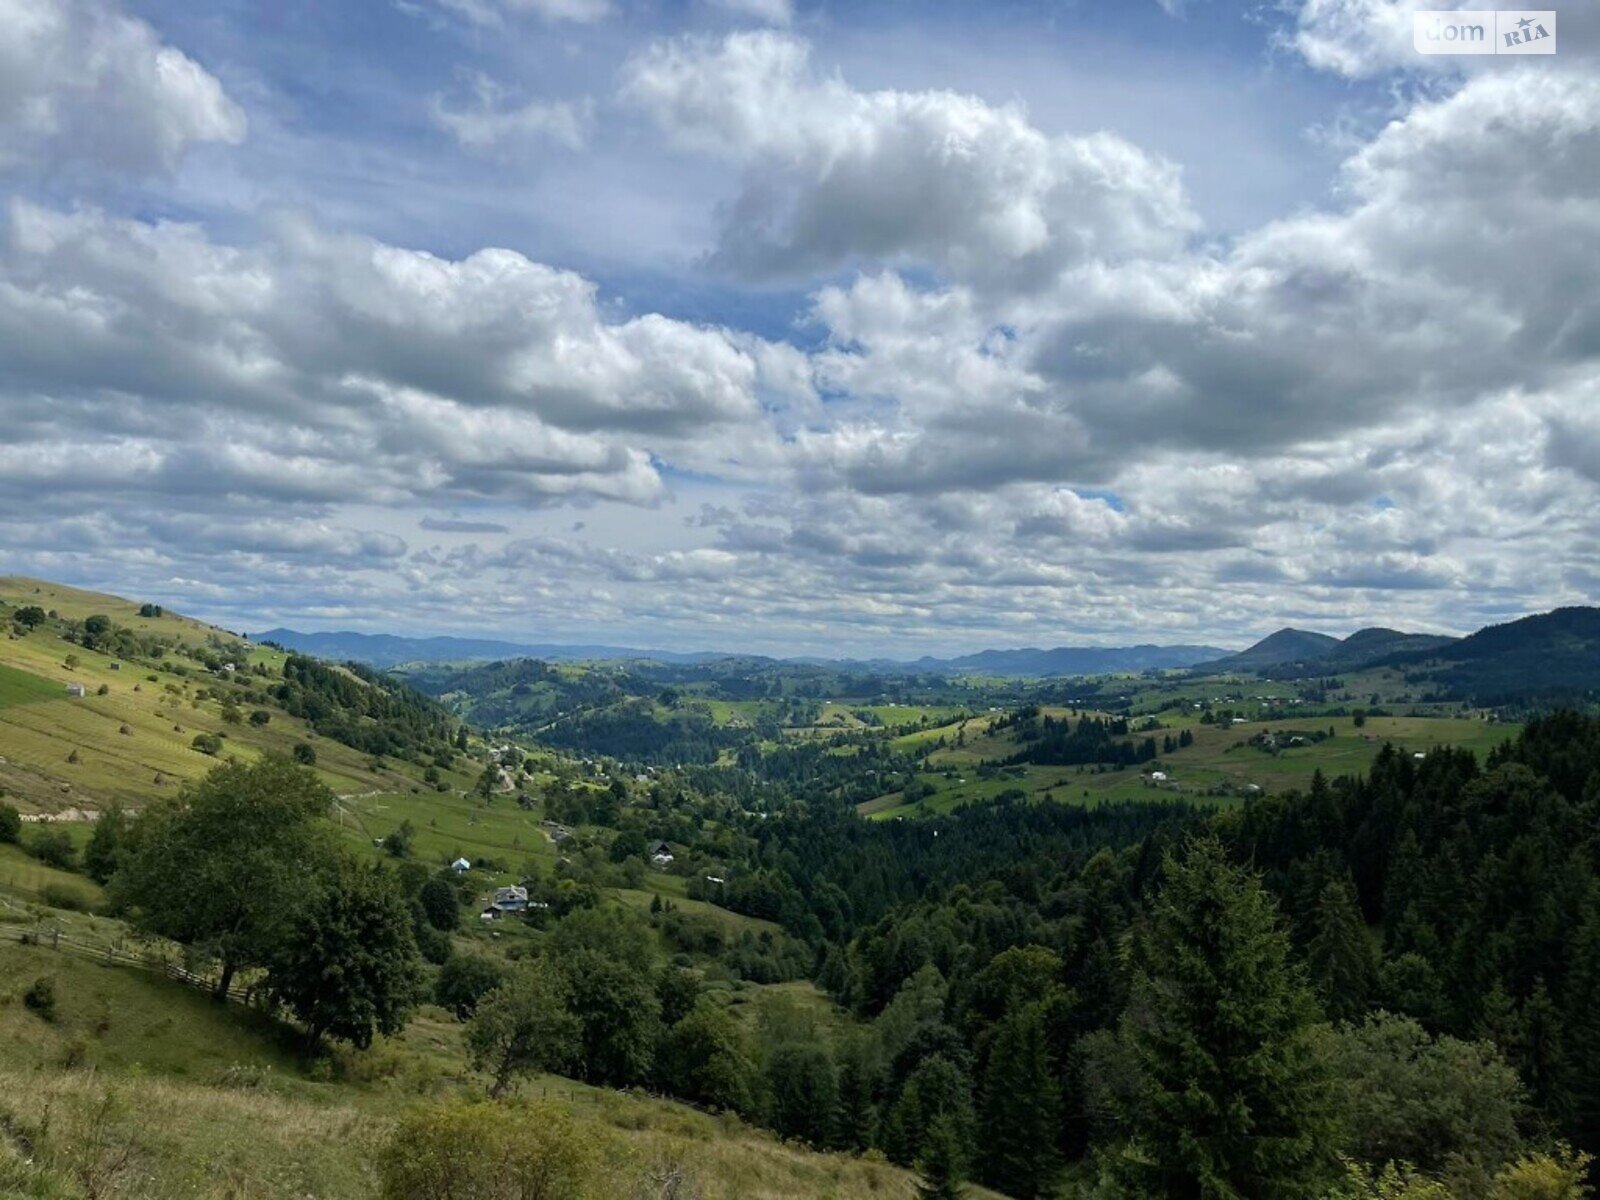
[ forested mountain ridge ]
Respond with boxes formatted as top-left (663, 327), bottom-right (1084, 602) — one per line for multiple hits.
top-left (1379, 607), bottom-right (1600, 704)
top-left (255, 627), bottom-right (726, 668)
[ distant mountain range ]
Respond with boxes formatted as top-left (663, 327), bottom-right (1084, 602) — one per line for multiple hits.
top-left (1196, 608), bottom-right (1600, 701)
top-left (1197, 626), bottom-right (1457, 676)
top-left (253, 627), bottom-right (1229, 677)
top-left (257, 607), bottom-right (1600, 698)
top-left (888, 644), bottom-right (1230, 676)
top-left (251, 629), bottom-right (727, 669)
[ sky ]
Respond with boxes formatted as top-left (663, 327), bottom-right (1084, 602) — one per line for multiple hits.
top-left (0, 0), bottom-right (1597, 656)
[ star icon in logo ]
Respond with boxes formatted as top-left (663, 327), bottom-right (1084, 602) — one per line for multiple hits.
top-left (1517, 16), bottom-right (1534, 29)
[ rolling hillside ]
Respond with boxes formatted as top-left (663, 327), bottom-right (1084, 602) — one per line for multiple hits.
top-left (0, 578), bottom-right (471, 814)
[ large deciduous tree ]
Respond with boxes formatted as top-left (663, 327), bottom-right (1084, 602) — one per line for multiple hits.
top-left (114, 755), bottom-right (334, 999)
top-left (266, 857), bottom-right (423, 1050)
top-left (466, 958), bottom-right (581, 1098)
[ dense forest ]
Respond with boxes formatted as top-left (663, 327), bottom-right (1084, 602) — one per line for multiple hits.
top-left (272, 653), bottom-right (457, 758)
top-left (675, 713), bottom-right (1600, 1195)
top-left (996, 709), bottom-right (1159, 768)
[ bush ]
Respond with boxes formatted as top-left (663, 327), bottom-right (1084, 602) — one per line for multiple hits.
top-left (292, 742), bottom-right (317, 766)
top-left (436, 954), bottom-right (508, 1019)
top-left (0, 803), bottom-right (19, 844)
top-left (191, 732), bottom-right (223, 756)
top-left (29, 829), bottom-right (76, 870)
top-left (1491, 1147), bottom-right (1594, 1199)
top-left (376, 1100), bottom-right (602, 1200)
top-left (39, 883), bottom-right (92, 912)
top-left (23, 977), bottom-right (57, 1022)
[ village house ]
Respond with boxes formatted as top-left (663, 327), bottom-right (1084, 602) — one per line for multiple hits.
top-left (450, 856), bottom-right (472, 874)
top-left (65, 682), bottom-right (86, 698)
top-left (648, 840), bottom-right (674, 866)
top-left (488, 885), bottom-right (528, 913)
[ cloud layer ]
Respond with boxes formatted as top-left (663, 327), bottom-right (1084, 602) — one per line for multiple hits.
top-left (1, 0), bottom-right (1597, 653)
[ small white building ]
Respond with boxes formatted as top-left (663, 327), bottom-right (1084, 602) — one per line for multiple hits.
top-left (65, 682), bottom-right (86, 698)
top-left (450, 857), bottom-right (472, 874)
top-left (1149, 771), bottom-right (1168, 783)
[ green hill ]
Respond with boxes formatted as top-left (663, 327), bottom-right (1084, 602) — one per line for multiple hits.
top-left (0, 577), bottom-right (473, 815)
top-left (1381, 606), bottom-right (1600, 704)
top-left (1197, 627), bottom-right (1343, 673)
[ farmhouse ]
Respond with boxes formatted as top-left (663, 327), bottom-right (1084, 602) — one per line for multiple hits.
top-left (450, 857), bottom-right (472, 874)
top-left (648, 840), bottom-right (674, 866)
top-left (1149, 770), bottom-right (1168, 783)
top-left (489, 885), bottom-right (528, 913)
top-left (65, 682), bottom-right (86, 698)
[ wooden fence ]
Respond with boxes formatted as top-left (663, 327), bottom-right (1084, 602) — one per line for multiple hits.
top-left (0, 923), bottom-right (252, 1004)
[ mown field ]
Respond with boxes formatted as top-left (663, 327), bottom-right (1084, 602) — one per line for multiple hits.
top-left (0, 578), bottom-right (476, 814)
top-left (862, 712), bottom-right (1517, 820)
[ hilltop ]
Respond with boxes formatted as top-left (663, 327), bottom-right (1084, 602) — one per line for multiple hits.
top-left (1196, 628), bottom-right (1343, 672)
top-left (0, 577), bottom-right (470, 815)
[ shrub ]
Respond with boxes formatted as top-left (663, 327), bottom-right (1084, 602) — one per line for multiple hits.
top-left (214, 1064), bottom-right (274, 1091)
top-left (0, 803), bottom-right (20, 844)
top-left (39, 883), bottom-right (92, 912)
top-left (1491, 1147), bottom-right (1594, 1200)
top-left (23, 977), bottom-right (58, 1022)
top-left (376, 1100), bottom-right (602, 1200)
top-left (191, 733), bottom-right (223, 756)
top-left (293, 742), bottom-right (317, 766)
top-left (29, 829), bottom-right (76, 870)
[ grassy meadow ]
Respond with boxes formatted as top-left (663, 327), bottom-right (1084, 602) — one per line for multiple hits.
top-left (861, 712), bottom-right (1517, 820)
top-left (0, 577), bottom-right (479, 815)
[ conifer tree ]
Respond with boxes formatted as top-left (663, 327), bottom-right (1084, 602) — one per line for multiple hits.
top-left (1307, 872), bottom-right (1378, 1023)
top-left (979, 1002), bottom-right (1061, 1198)
top-left (1103, 837), bottom-right (1338, 1199)
top-left (916, 1114), bottom-right (968, 1200)
top-left (1563, 902), bottom-right (1600, 1155)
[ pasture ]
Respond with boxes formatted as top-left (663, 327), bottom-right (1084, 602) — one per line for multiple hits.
top-left (862, 712), bottom-right (1517, 820)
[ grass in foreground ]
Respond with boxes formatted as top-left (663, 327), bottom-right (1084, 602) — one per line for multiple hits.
top-left (0, 931), bottom-right (994, 1200)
